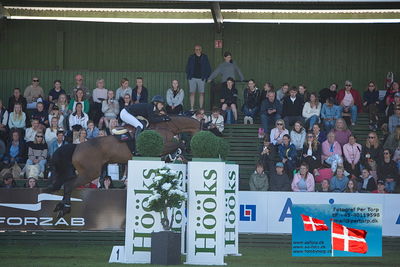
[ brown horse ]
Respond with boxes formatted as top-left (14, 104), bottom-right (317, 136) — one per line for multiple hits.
top-left (48, 116), bottom-right (200, 218)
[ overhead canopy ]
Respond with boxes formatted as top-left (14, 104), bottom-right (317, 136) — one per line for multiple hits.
top-left (1, 1), bottom-right (400, 24)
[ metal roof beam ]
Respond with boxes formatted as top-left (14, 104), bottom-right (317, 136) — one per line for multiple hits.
top-left (211, 2), bottom-right (223, 33)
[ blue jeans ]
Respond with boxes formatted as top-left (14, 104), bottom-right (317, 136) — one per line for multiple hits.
top-left (340, 105), bottom-right (357, 123)
top-left (226, 109), bottom-right (235, 124)
top-left (242, 105), bottom-right (259, 118)
top-left (26, 159), bottom-right (47, 173)
top-left (323, 119), bottom-right (336, 132)
top-left (385, 181), bottom-right (396, 193)
top-left (306, 115), bottom-right (319, 130)
top-left (260, 113), bottom-right (280, 132)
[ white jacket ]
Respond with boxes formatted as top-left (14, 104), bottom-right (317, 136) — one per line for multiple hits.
top-left (208, 114), bottom-right (224, 133)
top-left (302, 102), bottom-right (321, 120)
top-left (69, 112), bottom-right (89, 130)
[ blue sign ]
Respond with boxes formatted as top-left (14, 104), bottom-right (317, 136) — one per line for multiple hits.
top-left (240, 205), bottom-right (256, 221)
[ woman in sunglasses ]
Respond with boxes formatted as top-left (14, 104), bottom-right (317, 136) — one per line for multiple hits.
top-left (25, 132), bottom-right (48, 178)
top-left (361, 131), bottom-right (382, 179)
top-left (377, 149), bottom-right (398, 193)
top-left (301, 132), bottom-right (321, 175)
top-left (270, 119), bottom-right (289, 146)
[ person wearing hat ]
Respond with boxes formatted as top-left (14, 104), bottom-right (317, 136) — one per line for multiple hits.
top-left (372, 180), bottom-right (387, 194)
top-left (387, 91), bottom-right (400, 118)
top-left (269, 162), bottom-right (291, 191)
top-left (388, 105), bottom-right (400, 133)
top-left (120, 95), bottom-right (171, 139)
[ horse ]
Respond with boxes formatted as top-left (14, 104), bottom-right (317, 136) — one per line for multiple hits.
top-left (46, 116), bottom-right (201, 218)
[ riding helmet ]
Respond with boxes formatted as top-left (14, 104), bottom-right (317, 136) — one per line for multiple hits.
top-left (151, 95), bottom-right (165, 104)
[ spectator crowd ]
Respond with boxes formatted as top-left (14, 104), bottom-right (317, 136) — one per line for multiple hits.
top-left (0, 45), bottom-right (399, 194)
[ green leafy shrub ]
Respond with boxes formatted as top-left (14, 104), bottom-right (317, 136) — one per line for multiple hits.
top-left (190, 131), bottom-right (230, 159)
top-left (136, 130), bottom-right (164, 157)
top-left (217, 137), bottom-right (230, 160)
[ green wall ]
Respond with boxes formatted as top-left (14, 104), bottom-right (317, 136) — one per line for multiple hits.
top-left (0, 20), bottom-right (399, 108)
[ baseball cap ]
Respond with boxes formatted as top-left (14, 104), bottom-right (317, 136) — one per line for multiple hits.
top-left (395, 92), bottom-right (400, 98)
top-left (377, 179), bottom-right (385, 185)
top-left (275, 162), bottom-right (284, 168)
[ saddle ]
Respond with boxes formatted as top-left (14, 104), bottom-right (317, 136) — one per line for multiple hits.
top-left (111, 116), bottom-right (149, 154)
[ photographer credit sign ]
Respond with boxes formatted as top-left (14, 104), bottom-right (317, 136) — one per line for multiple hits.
top-left (186, 160), bottom-right (226, 265)
top-left (292, 204), bottom-right (382, 257)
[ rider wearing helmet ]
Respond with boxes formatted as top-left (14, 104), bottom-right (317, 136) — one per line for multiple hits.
top-left (120, 95), bottom-right (171, 138)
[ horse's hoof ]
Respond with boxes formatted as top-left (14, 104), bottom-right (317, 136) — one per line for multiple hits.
top-left (55, 207), bottom-right (71, 220)
top-left (53, 202), bottom-right (64, 212)
top-left (56, 210), bottom-right (65, 220)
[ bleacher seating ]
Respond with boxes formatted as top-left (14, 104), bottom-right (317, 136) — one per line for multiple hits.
top-left (223, 112), bottom-right (382, 191)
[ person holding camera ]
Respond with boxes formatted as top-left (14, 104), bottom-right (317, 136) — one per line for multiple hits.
top-left (100, 90), bottom-right (119, 129)
top-left (206, 107), bottom-right (224, 137)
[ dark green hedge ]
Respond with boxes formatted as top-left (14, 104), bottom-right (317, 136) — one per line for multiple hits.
top-left (136, 130), bottom-right (164, 157)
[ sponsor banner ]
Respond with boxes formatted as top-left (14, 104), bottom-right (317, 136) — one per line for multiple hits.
top-left (292, 204), bottom-right (382, 257)
top-left (0, 189), bottom-right (126, 231)
top-left (224, 163), bottom-right (240, 256)
top-left (185, 161), bottom-right (226, 265)
top-left (123, 160), bottom-right (186, 264)
top-left (239, 192), bottom-right (400, 237)
top-left (166, 163), bottom-right (187, 255)
top-left (238, 192), bottom-right (268, 233)
top-left (124, 159), bottom-right (164, 264)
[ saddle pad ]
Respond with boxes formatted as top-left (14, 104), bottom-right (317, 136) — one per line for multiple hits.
top-left (112, 128), bottom-right (128, 135)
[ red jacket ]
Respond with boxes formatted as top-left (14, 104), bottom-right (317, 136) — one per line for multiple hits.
top-left (336, 88), bottom-right (362, 112)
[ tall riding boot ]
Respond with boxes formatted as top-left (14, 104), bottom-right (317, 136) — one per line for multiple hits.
top-left (135, 126), bottom-right (143, 140)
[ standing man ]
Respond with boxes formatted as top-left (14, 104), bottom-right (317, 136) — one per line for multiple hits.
top-left (186, 45), bottom-right (212, 111)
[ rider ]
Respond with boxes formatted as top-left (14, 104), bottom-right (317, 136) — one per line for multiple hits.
top-left (120, 95), bottom-right (171, 138)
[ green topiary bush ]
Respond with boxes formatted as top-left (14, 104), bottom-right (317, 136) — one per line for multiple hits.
top-left (136, 130), bottom-right (164, 157)
top-left (190, 131), bottom-right (220, 158)
top-left (217, 137), bottom-right (230, 160)
top-left (190, 131), bottom-right (230, 159)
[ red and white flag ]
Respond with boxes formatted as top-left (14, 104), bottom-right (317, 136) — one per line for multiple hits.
top-left (332, 222), bottom-right (368, 254)
top-left (300, 214), bottom-right (329, 231)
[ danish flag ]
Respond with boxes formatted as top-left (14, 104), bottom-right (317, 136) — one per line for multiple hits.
top-left (332, 222), bottom-right (368, 254)
top-left (300, 214), bottom-right (329, 231)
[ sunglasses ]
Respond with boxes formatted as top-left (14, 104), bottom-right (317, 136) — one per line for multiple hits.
top-left (307, 136), bottom-right (314, 138)
top-left (384, 152), bottom-right (390, 155)
top-left (277, 123), bottom-right (283, 125)
top-left (33, 79), bottom-right (39, 82)
top-left (36, 136), bottom-right (43, 138)
top-left (368, 136), bottom-right (375, 139)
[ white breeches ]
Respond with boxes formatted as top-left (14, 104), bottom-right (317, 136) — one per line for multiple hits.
top-left (120, 109), bottom-right (144, 129)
